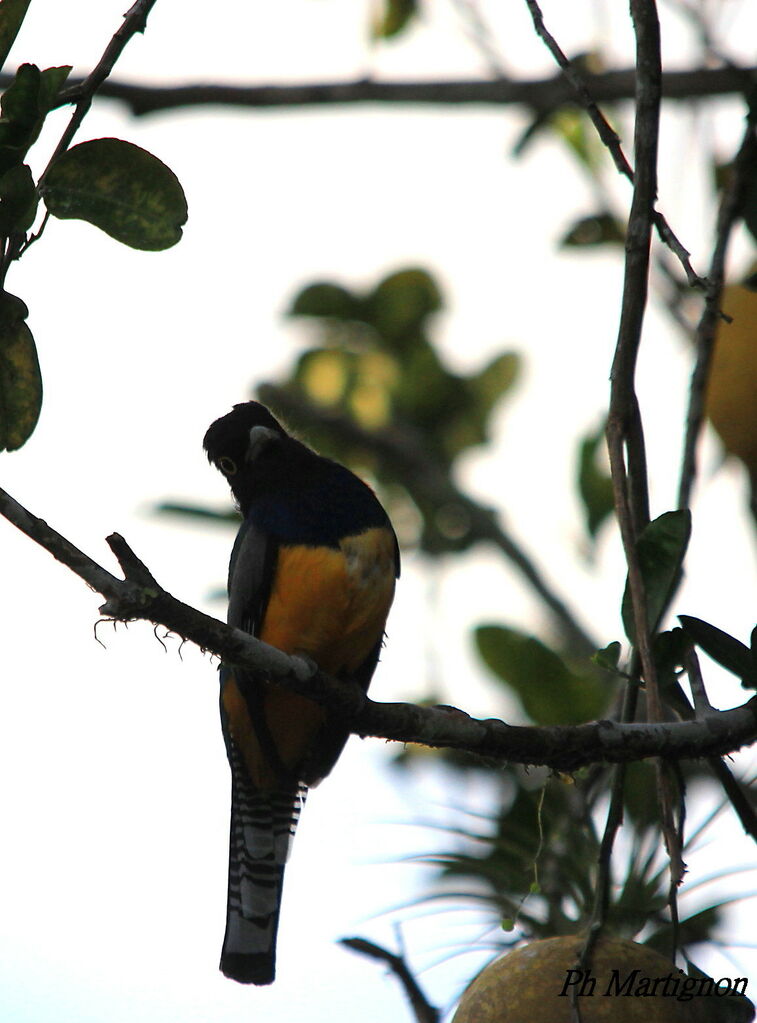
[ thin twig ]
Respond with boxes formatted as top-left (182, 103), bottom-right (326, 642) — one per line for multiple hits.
top-left (341, 938), bottom-right (440, 1023)
top-left (522, 0), bottom-right (705, 288)
top-left (684, 645), bottom-right (714, 715)
top-left (684, 646), bottom-right (757, 843)
top-left (522, 0), bottom-right (632, 178)
top-left (449, 0), bottom-right (510, 78)
top-left (38, 0), bottom-right (160, 190)
top-left (0, 484), bottom-right (134, 601)
top-left (661, 667), bottom-right (757, 842)
top-left (585, 675), bottom-right (641, 950)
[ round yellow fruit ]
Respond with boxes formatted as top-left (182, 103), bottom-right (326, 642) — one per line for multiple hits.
top-left (706, 276), bottom-right (757, 488)
top-left (451, 935), bottom-right (743, 1023)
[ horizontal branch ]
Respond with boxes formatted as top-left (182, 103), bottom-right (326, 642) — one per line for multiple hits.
top-left (1, 484), bottom-right (756, 771)
top-left (12, 64), bottom-right (753, 118)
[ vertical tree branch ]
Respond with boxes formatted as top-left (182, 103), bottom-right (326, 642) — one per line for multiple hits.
top-left (609, 0), bottom-right (686, 889)
top-left (606, 0), bottom-right (660, 716)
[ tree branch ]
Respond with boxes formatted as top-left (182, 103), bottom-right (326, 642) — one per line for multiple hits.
top-left (2, 484), bottom-right (756, 771)
top-left (38, 0), bottom-right (160, 189)
top-left (606, 0), bottom-right (660, 713)
top-left (24, 64), bottom-right (754, 118)
top-left (341, 938), bottom-right (440, 1023)
top-left (2, 0), bottom-right (162, 274)
top-left (523, 0), bottom-right (702, 290)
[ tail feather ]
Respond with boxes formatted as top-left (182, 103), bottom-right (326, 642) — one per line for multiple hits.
top-left (221, 738), bottom-right (306, 985)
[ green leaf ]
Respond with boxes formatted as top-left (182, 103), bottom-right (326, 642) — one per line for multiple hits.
top-left (0, 0), bottom-right (32, 74)
top-left (36, 64), bottom-right (71, 113)
top-left (550, 106), bottom-right (601, 172)
top-left (678, 615), bottom-right (757, 688)
top-left (372, 0), bottom-right (418, 39)
top-left (592, 641), bottom-right (621, 673)
top-left (0, 162), bottom-right (36, 234)
top-left (0, 61), bottom-right (40, 124)
top-left (475, 624), bottom-right (610, 725)
top-left (469, 351), bottom-right (520, 411)
top-left (577, 421), bottom-right (614, 538)
top-left (155, 501), bottom-right (239, 525)
top-left (621, 761), bottom-right (662, 830)
top-left (0, 63), bottom-right (71, 175)
top-left (0, 290), bottom-right (41, 450)
top-left (366, 267), bottom-right (443, 342)
top-left (560, 211), bottom-right (625, 248)
top-left (621, 510), bottom-right (691, 643)
top-left (42, 138), bottom-right (188, 250)
top-left (288, 282), bottom-right (360, 321)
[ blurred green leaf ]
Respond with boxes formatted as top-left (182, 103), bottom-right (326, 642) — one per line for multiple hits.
top-left (592, 640), bottom-right (621, 673)
top-left (283, 267), bottom-right (515, 474)
top-left (289, 282), bottom-right (361, 320)
top-left (43, 138), bottom-right (188, 250)
top-left (645, 905), bottom-right (722, 956)
top-left (475, 624), bottom-right (610, 725)
top-left (679, 615), bottom-right (757, 688)
top-left (155, 501), bottom-right (240, 525)
top-left (621, 510), bottom-right (691, 643)
top-left (0, 161), bottom-right (36, 234)
top-left (372, 0), bottom-right (419, 39)
top-left (469, 351), bottom-right (520, 410)
top-left (550, 106), bottom-right (601, 172)
top-left (621, 761), bottom-right (663, 831)
top-left (0, 290), bottom-right (41, 450)
top-left (577, 420), bottom-right (614, 538)
top-left (561, 211), bottom-right (625, 248)
top-left (0, 0), bottom-right (32, 74)
top-left (425, 779), bottom-right (603, 937)
top-left (0, 64), bottom-right (71, 175)
top-left (366, 267), bottom-right (442, 344)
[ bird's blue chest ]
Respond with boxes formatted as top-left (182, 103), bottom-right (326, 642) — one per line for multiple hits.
top-left (247, 471), bottom-right (386, 549)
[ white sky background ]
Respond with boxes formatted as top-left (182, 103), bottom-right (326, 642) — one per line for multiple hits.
top-left (0, 1), bottom-right (756, 1020)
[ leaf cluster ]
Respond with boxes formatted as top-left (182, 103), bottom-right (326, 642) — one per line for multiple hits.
top-left (259, 267), bottom-right (519, 553)
top-left (415, 761), bottom-right (728, 959)
top-left (0, 3), bottom-right (187, 452)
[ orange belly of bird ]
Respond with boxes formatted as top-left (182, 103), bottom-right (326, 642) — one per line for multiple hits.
top-left (224, 527), bottom-right (396, 788)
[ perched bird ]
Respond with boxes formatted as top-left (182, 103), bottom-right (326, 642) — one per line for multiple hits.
top-left (203, 401), bottom-right (399, 985)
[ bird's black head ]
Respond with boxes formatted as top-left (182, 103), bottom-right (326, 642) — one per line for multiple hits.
top-left (204, 402), bottom-right (291, 507)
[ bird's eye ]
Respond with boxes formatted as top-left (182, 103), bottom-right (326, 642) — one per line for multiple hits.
top-left (218, 456), bottom-right (237, 475)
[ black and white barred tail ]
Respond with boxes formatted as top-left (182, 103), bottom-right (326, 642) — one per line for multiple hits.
top-left (221, 738), bottom-right (306, 985)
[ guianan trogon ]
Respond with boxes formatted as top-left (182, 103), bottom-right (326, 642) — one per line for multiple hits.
top-left (203, 401), bottom-right (399, 985)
